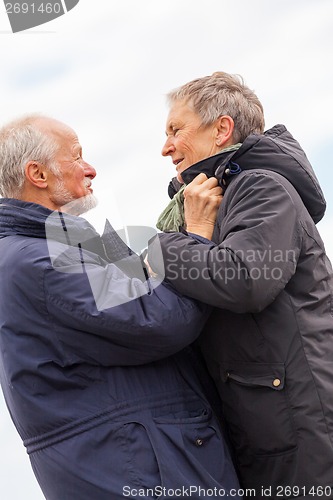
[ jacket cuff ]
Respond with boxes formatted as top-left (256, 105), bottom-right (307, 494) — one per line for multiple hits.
top-left (179, 226), bottom-right (213, 244)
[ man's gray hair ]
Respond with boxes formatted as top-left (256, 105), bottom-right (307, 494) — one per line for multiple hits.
top-left (0, 114), bottom-right (59, 198)
top-left (167, 71), bottom-right (265, 143)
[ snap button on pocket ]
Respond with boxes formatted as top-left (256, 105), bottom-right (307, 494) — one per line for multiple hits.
top-left (195, 438), bottom-right (203, 446)
top-left (272, 378), bottom-right (281, 388)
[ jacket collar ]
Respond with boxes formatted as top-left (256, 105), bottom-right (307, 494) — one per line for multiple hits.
top-left (181, 150), bottom-right (239, 187)
top-left (0, 198), bottom-right (136, 264)
top-left (0, 198), bottom-right (109, 256)
top-left (175, 124), bottom-right (327, 223)
top-left (0, 198), bottom-right (95, 239)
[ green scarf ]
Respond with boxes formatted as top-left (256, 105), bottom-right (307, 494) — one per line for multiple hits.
top-left (156, 144), bottom-right (242, 232)
top-left (156, 184), bottom-right (186, 232)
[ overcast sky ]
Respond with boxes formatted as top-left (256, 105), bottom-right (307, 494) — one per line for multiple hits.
top-left (0, 0), bottom-right (332, 498)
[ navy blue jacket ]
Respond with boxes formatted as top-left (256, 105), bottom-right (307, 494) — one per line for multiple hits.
top-left (0, 199), bottom-right (241, 500)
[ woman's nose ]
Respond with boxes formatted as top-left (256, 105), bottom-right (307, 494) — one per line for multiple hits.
top-left (161, 137), bottom-right (175, 157)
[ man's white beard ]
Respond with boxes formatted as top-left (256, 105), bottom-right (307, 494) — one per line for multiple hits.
top-left (52, 178), bottom-right (98, 216)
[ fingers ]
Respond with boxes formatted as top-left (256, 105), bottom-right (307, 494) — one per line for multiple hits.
top-left (203, 186), bottom-right (222, 197)
top-left (186, 173), bottom-right (219, 188)
top-left (187, 173), bottom-right (209, 185)
top-left (183, 174), bottom-right (223, 240)
top-left (184, 175), bottom-right (222, 200)
top-left (144, 255), bottom-right (157, 278)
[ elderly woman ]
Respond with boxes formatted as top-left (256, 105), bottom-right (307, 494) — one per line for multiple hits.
top-left (149, 72), bottom-right (333, 498)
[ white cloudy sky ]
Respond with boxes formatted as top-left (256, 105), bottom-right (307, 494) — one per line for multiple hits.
top-left (0, 0), bottom-right (332, 498)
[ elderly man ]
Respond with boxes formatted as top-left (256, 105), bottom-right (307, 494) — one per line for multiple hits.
top-left (0, 115), bottom-right (241, 500)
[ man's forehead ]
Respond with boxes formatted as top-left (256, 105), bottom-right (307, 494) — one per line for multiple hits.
top-left (33, 117), bottom-right (77, 141)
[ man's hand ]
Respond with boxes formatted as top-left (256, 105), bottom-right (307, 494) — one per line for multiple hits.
top-left (184, 173), bottom-right (223, 240)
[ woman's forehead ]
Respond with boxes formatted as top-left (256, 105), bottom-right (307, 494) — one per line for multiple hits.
top-left (166, 100), bottom-right (198, 127)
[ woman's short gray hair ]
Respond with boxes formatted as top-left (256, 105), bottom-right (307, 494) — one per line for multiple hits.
top-left (0, 114), bottom-right (59, 198)
top-left (167, 71), bottom-right (265, 143)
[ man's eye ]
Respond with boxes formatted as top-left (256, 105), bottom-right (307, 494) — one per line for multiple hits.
top-left (173, 128), bottom-right (179, 135)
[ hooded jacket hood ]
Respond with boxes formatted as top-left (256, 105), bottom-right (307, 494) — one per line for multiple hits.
top-left (181, 124), bottom-right (326, 224)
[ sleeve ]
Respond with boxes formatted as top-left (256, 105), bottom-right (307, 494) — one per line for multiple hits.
top-left (148, 172), bottom-right (303, 313)
top-left (43, 253), bottom-right (210, 366)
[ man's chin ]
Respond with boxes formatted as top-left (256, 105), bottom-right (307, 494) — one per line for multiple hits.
top-left (60, 194), bottom-right (98, 216)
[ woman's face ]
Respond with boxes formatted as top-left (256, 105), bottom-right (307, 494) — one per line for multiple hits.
top-left (162, 100), bottom-right (221, 183)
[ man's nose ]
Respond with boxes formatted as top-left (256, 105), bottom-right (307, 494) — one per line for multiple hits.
top-left (84, 162), bottom-right (96, 179)
top-left (161, 137), bottom-right (175, 157)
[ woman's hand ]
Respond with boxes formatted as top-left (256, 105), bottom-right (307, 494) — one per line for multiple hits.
top-left (184, 173), bottom-right (223, 240)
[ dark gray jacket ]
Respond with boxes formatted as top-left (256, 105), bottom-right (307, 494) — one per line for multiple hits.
top-left (149, 125), bottom-right (333, 498)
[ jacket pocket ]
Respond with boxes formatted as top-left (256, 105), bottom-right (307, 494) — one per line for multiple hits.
top-left (121, 421), bottom-right (162, 495)
top-left (152, 407), bottom-right (230, 486)
top-left (218, 361), bottom-right (297, 457)
top-left (120, 408), bottom-right (217, 490)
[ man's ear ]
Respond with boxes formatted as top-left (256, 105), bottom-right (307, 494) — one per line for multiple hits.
top-left (215, 115), bottom-right (235, 147)
top-left (25, 161), bottom-right (49, 189)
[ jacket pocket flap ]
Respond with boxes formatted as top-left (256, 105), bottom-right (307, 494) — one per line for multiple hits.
top-left (220, 362), bottom-right (285, 391)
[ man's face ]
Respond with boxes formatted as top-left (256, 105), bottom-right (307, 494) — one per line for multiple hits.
top-left (161, 100), bottom-right (220, 183)
top-left (38, 119), bottom-right (97, 214)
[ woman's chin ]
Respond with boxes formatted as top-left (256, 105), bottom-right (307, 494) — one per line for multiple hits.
top-left (176, 172), bottom-right (185, 184)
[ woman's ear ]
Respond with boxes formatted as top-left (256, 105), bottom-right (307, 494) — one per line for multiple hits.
top-left (25, 161), bottom-right (49, 189)
top-left (215, 115), bottom-right (235, 147)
